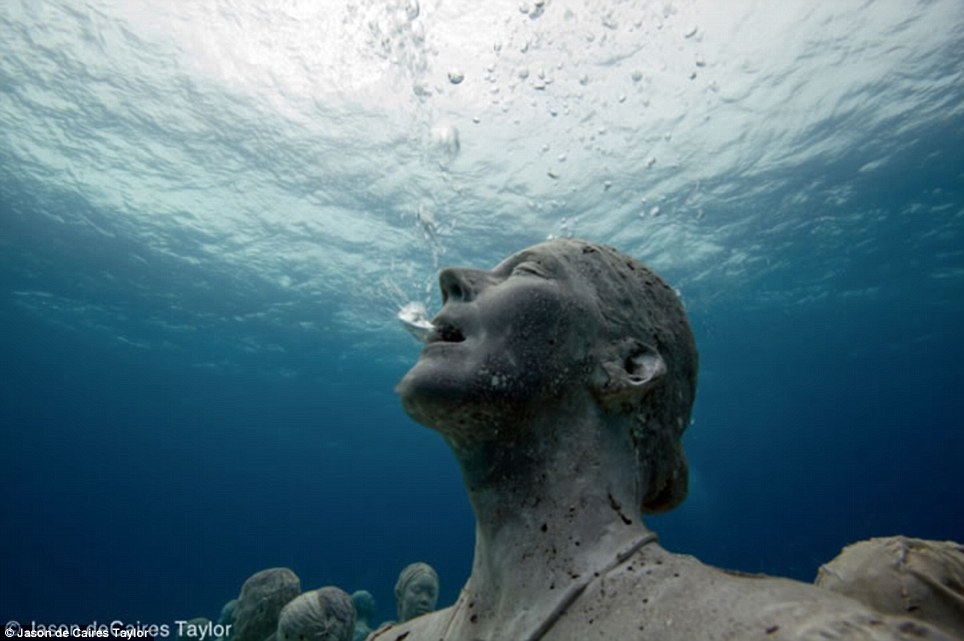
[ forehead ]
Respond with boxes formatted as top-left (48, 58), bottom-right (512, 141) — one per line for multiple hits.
top-left (407, 574), bottom-right (437, 589)
top-left (492, 243), bottom-right (569, 272)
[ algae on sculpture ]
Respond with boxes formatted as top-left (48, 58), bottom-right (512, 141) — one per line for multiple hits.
top-left (379, 238), bottom-right (958, 641)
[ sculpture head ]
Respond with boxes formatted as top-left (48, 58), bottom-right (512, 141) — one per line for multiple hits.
top-left (276, 586), bottom-right (356, 641)
top-left (397, 239), bottom-right (697, 513)
top-left (350, 590), bottom-right (376, 625)
top-left (394, 562), bottom-right (439, 622)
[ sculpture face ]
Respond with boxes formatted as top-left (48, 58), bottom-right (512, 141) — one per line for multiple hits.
top-left (398, 573), bottom-right (439, 622)
top-left (396, 241), bottom-right (600, 436)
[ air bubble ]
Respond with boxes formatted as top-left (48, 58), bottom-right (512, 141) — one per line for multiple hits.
top-left (448, 69), bottom-right (464, 84)
top-left (398, 302), bottom-right (434, 342)
top-left (431, 123), bottom-right (460, 158)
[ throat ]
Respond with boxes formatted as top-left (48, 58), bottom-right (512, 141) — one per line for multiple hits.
top-left (449, 528), bottom-right (658, 641)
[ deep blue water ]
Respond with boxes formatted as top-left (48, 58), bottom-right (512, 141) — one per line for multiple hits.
top-left (2, 0), bottom-right (963, 632)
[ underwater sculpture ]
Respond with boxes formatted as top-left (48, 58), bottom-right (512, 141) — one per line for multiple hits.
top-left (232, 567), bottom-right (301, 641)
top-left (217, 598), bottom-right (237, 637)
top-left (379, 238), bottom-right (958, 641)
top-left (276, 586), bottom-right (356, 641)
top-left (351, 590), bottom-right (378, 641)
top-left (394, 562), bottom-right (440, 623)
top-left (815, 536), bottom-right (964, 639)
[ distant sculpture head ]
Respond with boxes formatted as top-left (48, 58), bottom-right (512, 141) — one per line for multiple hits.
top-left (276, 586), bottom-right (356, 641)
top-left (394, 562), bottom-right (439, 622)
top-left (350, 589), bottom-right (376, 625)
top-left (397, 238), bottom-right (697, 512)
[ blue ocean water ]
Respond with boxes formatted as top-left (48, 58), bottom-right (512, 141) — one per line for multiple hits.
top-left (2, 0), bottom-right (963, 630)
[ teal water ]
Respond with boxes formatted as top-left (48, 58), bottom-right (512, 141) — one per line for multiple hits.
top-left (2, 0), bottom-right (962, 629)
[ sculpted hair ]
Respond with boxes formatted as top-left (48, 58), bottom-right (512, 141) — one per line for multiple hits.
top-left (556, 239), bottom-right (698, 513)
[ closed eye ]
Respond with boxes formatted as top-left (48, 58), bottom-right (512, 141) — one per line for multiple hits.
top-left (511, 262), bottom-right (547, 278)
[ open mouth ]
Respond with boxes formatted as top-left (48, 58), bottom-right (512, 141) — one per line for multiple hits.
top-left (429, 321), bottom-right (465, 344)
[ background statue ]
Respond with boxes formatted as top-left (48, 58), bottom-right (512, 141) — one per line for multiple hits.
top-left (351, 590), bottom-right (377, 641)
top-left (394, 562), bottom-right (440, 624)
top-left (276, 586), bottom-right (356, 641)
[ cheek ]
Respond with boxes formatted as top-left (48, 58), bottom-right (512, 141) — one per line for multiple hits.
top-left (488, 304), bottom-right (588, 390)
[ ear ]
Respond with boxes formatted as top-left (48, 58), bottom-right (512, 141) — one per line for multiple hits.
top-left (591, 338), bottom-right (667, 410)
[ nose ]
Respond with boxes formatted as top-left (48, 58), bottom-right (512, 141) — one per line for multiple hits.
top-left (438, 268), bottom-right (490, 304)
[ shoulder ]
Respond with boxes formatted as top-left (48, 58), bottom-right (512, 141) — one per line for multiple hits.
top-left (548, 547), bottom-right (957, 641)
top-left (366, 609), bottom-right (452, 641)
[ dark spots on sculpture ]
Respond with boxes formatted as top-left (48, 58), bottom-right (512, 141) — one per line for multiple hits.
top-left (469, 614), bottom-right (478, 624)
top-left (395, 633), bottom-right (410, 641)
top-left (765, 625), bottom-right (779, 635)
top-left (541, 523), bottom-right (548, 533)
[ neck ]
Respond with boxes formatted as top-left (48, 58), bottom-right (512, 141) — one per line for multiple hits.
top-left (443, 395), bottom-right (654, 638)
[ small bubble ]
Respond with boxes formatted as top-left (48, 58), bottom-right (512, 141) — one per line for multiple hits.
top-left (650, 206), bottom-right (661, 217)
top-left (557, 153), bottom-right (567, 162)
top-left (646, 156), bottom-right (656, 168)
top-left (547, 169), bottom-right (560, 179)
top-left (631, 70), bottom-right (643, 82)
top-left (695, 54), bottom-right (706, 67)
top-left (448, 69), bottom-right (464, 84)
top-left (519, 2), bottom-right (530, 14)
top-left (618, 94), bottom-right (626, 103)
top-left (518, 67), bottom-right (530, 79)
top-left (579, 74), bottom-right (590, 86)
top-left (603, 180), bottom-right (612, 191)
top-left (684, 25), bottom-right (697, 38)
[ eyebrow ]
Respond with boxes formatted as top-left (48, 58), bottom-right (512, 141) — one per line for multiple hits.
top-left (495, 251), bottom-right (558, 274)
